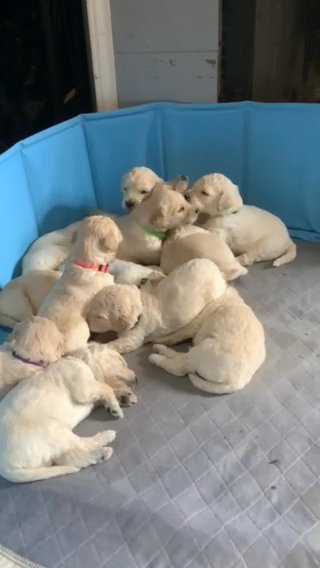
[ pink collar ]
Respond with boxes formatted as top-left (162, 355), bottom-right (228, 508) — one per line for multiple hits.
top-left (12, 351), bottom-right (48, 368)
top-left (73, 260), bottom-right (109, 273)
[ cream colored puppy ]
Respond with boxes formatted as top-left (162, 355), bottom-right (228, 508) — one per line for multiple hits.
top-left (0, 316), bottom-right (66, 390)
top-left (191, 173), bottom-right (296, 266)
top-left (99, 259), bottom-right (227, 353)
top-left (87, 284), bottom-right (143, 335)
top-left (149, 284), bottom-right (266, 395)
top-left (121, 166), bottom-right (163, 210)
top-left (0, 341), bottom-right (136, 483)
top-left (0, 270), bottom-right (60, 328)
top-left (38, 215), bottom-right (122, 353)
top-left (160, 224), bottom-right (247, 281)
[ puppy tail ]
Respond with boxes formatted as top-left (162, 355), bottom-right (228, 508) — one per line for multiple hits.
top-left (188, 373), bottom-right (239, 395)
top-left (2, 465), bottom-right (80, 483)
top-left (273, 241), bottom-right (296, 267)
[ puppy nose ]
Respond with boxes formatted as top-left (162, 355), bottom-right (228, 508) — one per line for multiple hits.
top-left (125, 200), bottom-right (135, 209)
top-left (194, 207), bottom-right (200, 214)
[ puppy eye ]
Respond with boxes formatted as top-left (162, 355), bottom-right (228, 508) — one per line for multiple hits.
top-left (140, 189), bottom-right (148, 194)
top-left (123, 187), bottom-right (128, 191)
top-left (201, 190), bottom-right (209, 196)
top-left (178, 206), bottom-right (185, 213)
top-left (184, 193), bottom-right (191, 202)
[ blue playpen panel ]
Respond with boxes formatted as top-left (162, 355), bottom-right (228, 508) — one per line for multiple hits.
top-left (0, 101), bottom-right (320, 287)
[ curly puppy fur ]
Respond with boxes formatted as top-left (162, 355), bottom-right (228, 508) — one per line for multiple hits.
top-left (38, 215), bottom-right (122, 353)
top-left (0, 316), bottom-right (66, 390)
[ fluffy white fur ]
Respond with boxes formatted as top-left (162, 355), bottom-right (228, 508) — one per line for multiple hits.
top-left (121, 166), bottom-right (162, 209)
top-left (38, 215), bottom-right (122, 353)
top-left (149, 285), bottom-right (266, 395)
top-left (0, 270), bottom-right (60, 328)
top-left (22, 221), bottom-right (81, 274)
top-left (160, 224), bottom-right (247, 281)
top-left (0, 316), bottom-right (66, 390)
top-left (98, 259), bottom-right (227, 353)
top-left (0, 342), bottom-right (138, 483)
top-left (191, 173), bottom-right (296, 266)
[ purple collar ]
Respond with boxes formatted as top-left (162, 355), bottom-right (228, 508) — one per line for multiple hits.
top-left (12, 351), bottom-right (48, 368)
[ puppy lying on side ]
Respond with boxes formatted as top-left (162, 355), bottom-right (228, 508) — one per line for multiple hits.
top-left (149, 284), bottom-right (266, 395)
top-left (160, 225), bottom-right (247, 281)
top-left (0, 270), bottom-right (60, 328)
top-left (191, 173), bottom-right (296, 266)
top-left (38, 215), bottom-right (122, 353)
top-left (0, 341), bottom-right (137, 483)
top-left (0, 261), bottom-right (161, 329)
top-left (91, 259), bottom-right (227, 354)
top-left (0, 316), bottom-right (66, 390)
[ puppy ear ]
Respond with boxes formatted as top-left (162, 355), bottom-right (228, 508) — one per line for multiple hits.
top-left (99, 220), bottom-right (123, 252)
top-left (150, 204), bottom-right (167, 229)
top-left (217, 185), bottom-right (243, 214)
top-left (170, 175), bottom-right (189, 194)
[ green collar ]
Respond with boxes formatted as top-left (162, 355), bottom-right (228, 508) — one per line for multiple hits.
top-left (142, 225), bottom-right (166, 240)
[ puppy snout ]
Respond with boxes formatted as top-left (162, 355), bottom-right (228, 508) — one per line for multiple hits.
top-left (125, 200), bottom-right (135, 209)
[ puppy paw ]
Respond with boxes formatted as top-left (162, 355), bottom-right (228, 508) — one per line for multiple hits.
top-left (152, 344), bottom-right (168, 354)
top-left (102, 447), bottom-right (114, 461)
top-left (109, 404), bottom-right (124, 419)
top-left (149, 353), bottom-right (164, 367)
top-left (94, 430), bottom-right (117, 446)
top-left (237, 254), bottom-right (253, 267)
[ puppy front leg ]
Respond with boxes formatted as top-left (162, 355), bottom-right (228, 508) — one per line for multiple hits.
top-left (108, 330), bottom-right (145, 353)
top-left (71, 381), bottom-right (123, 418)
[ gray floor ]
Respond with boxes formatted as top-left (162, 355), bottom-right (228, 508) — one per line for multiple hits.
top-left (0, 243), bottom-right (320, 568)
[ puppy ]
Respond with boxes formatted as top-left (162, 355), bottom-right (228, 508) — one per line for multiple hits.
top-left (0, 270), bottom-right (60, 328)
top-left (87, 284), bottom-right (143, 335)
top-left (160, 225), bottom-right (247, 281)
top-left (149, 284), bottom-right (266, 395)
top-left (191, 173), bottom-right (296, 266)
top-left (116, 180), bottom-right (198, 264)
top-left (97, 259), bottom-right (227, 353)
top-left (38, 215), bottom-right (122, 353)
top-left (0, 342), bottom-right (136, 483)
top-left (122, 166), bottom-right (163, 210)
top-left (0, 316), bottom-right (66, 390)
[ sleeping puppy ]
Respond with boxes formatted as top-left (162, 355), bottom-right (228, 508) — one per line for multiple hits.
top-left (0, 341), bottom-right (138, 483)
top-left (93, 259), bottom-right (227, 354)
top-left (0, 316), bottom-right (66, 390)
top-left (38, 215), bottom-right (122, 353)
top-left (191, 173), bottom-right (296, 267)
top-left (149, 283), bottom-right (266, 395)
top-left (0, 261), bottom-right (162, 329)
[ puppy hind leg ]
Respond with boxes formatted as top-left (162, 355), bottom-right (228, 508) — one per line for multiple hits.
top-left (55, 430), bottom-right (116, 468)
top-left (236, 238), bottom-right (281, 266)
top-left (149, 349), bottom-right (189, 376)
